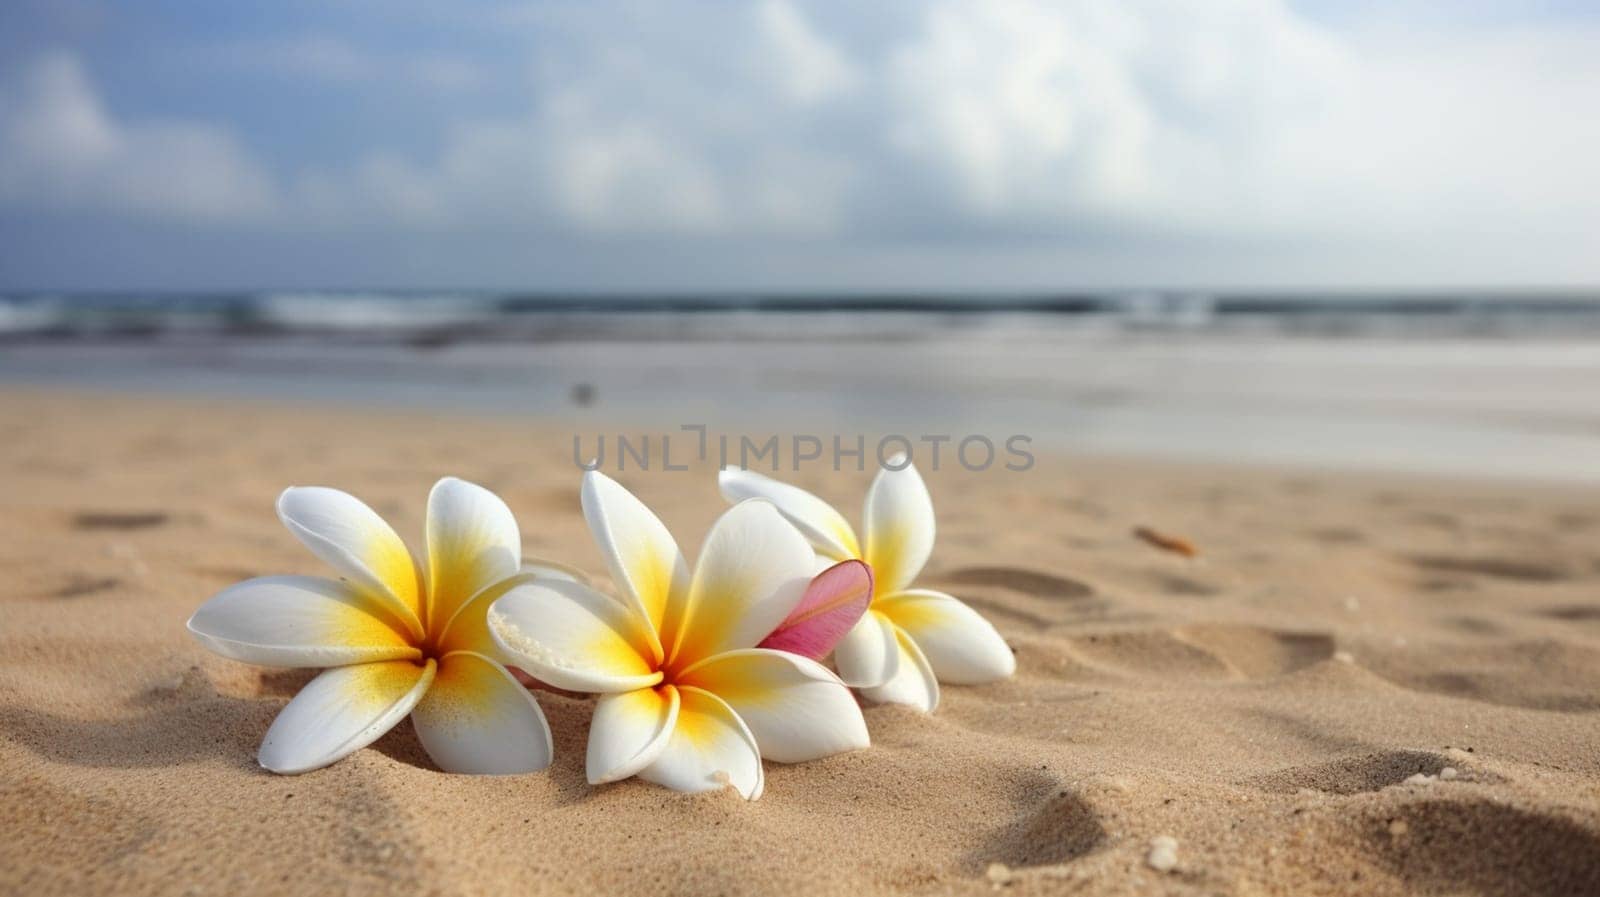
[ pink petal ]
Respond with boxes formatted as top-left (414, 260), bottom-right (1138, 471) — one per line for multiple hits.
top-left (508, 666), bottom-right (542, 689)
top-left (757, 560), bottom-right (873, 661)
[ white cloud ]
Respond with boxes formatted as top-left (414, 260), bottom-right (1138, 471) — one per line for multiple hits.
top-left (293, 120), bottom-right (546, 230)
top-left (755, 0), bottom-right (858, 105)
top-left (0, 53), bottom-right (277, 220)
top-left (1270, 27), bottom-right (1600, 237)
top-left (297, 2), bottom-right (861, 235)
top-left (365, 0), bottom-right (1595, 249)
top-left (886, 0), bottom-right (1158, 218)
top-left (3, 1), bottom-right (1599, 280)
top-left (545, 115), bottom-right (728, 233)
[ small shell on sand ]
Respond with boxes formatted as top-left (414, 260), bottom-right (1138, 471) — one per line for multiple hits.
top-left (1147, 835), bottom-right (1179, 872)
top-left (1404, 772), bottom-right (1434, 785)
top-left (1440, 766), bottom-right (1459, 781)
top-left (986, 862), bottom-right (1012, 886)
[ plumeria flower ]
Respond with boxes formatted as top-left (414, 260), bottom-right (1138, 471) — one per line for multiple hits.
top-left (719, 459), bottom-right (1014, 712)
top-left (488, 471), bottom-right (870, 800)
top-left (187, 478), bottom-right (556, 775)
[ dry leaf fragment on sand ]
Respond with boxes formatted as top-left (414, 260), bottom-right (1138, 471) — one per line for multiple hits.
top-left (1134, 526), bottom-right (1199, 557)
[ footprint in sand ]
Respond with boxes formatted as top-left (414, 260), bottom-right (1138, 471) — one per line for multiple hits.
top-left (1366, 799), bottom-right (1600, 897)
top-left (932, 566), bottom-right (1110, 629)
top-left (1552, 511), bottom-right (1596, 531)
top-left (1267, 798), bottom-right (1600, 896)
top-left (1406, 554), bottom-right (1572, 584)
top-left (1362, 639), bottom-right (1600, 712)
top-left (49, 576), bottom-right (122, 599)
top-left (940, 567), bottom-right (1095, 600)
top-left (968, 782), bottom-right (1106, 871)
top-left (1250, 749), bottom-right (1466, 795)
top-left (955, 596), bottom-right (1058, 631)
top-left (71, 511), bottom-right (172, 531)
top-left (1541, 603), bottom-right (1600, 623)
top-left (1068, 624), bottom-right (1335, 682)
top-left (1176, 625), bottom-right (1336, 678)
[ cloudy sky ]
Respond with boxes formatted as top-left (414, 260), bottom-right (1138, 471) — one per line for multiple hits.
top-left (2, 0), bottom-right (1598, 291)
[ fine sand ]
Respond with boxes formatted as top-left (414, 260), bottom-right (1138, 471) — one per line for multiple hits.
top-left (4, 388), bottom-right (1600, 896)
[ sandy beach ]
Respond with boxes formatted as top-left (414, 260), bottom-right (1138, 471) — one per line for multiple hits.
top-left (4, 386), bottom-right (1600, 896)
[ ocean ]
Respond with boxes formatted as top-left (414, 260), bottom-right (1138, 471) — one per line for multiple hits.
top-left (7, 289), bottom-right (1600, 342)
top-left (5, 290), bottom-right (1600, 481)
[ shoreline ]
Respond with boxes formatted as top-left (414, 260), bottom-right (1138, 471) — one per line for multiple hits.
top-left (6, 326), bottom-right (1600, 484)
top-left (9, 382), bottom-right (1600, 493)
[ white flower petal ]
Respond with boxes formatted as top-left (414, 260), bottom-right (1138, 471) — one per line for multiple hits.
top-left (638, 686), bottom-right (764, 800)
top-left (861, 458), bottom-right (936, 595)
top-left (187, 576), bottom-right (420, 668)
top-left (586, 684), bottom-right (680, 784)
top-left (276, 487), bottom-right (424, 640)
top-left (670, 499), bottom-right (815, 667)
top-left (258, 659), bottom-right (435, 774)
top-left (832, 608), bottom-right (899, 688)
top-left (860, 624), bottom-right (940, 713)
top-left (488, 578), bottom-right (662, 694)
top-left (678, 649), bottom-right (868, 763)
top-left (718, 467), bottom-right (861, 560)
top-left (581, 471), bottom-right (682, 660)
top-left (431, 573), bottom-right (540, 660)
top-left (878, 589), bottom-right (1015, 684)
top-left (410, 651), bottom-right (553, 775)
top-left (425, 477), bottom-right (521, 633)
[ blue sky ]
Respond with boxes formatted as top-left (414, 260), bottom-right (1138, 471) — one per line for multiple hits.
top-left (2, 0), bottom-right (1598, 291)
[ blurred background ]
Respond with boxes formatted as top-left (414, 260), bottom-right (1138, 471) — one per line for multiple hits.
top-left (3, 0), bottom-right (1599, 479)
